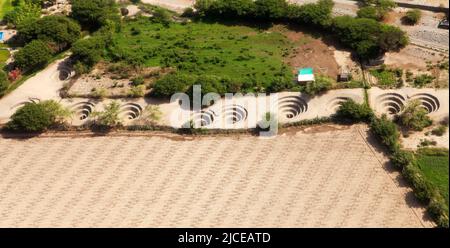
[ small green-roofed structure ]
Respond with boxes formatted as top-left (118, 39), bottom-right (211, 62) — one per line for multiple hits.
top-left (297, 67), bottom-right (315, 83)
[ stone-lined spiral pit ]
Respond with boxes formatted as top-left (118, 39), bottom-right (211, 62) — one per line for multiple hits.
top-left (119, 103), bottom-right (143, 121)
top-left (376, 93), bottom-right (406, 115)
top-left (10, 98), bottom-right (41, 111)
top-left (410, 93), bottom-right (440, 113)
top-left (222, 104), bottom-right (248, 124)
top-left (192, 110), bottom-right (216, 127)
top-left (277, 96), bottom-right (308, 119)
top-left (56, 64), bottom-right (75, 81)
top-left (326, 97), bottom-right (352, 113)
top-left (71, 102), bottom-right (96, 121)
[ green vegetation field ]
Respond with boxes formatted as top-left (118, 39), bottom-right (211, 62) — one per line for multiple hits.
top-left (416, 148), bottom-right (449, 206)
top-left (0, 0), bottom-right (13, 19)
top-left (108, 18), bottom-right (294, 91)
top-left (0, 49), bottom-right (10, 68)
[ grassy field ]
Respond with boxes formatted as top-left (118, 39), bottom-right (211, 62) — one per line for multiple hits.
top-left (416, 148), bottom-right (449, 206)
top-left (108, 17), bottom-right (295, 91)
top-left (0, 0), bottom-right (13, 19)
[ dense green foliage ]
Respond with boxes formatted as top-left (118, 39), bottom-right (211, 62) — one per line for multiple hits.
top-left (370, 114), bottom-right (400, 152)
top-left (17, 15), bottom-right (81, 51)
top-left (3, 0), bottom-right (41, 26)
top-left (13, 40), bottom-right (53, 71)
top-left (404, 9), bottom-right (422, 25)
top-left (108, 19), bottom-right (294, 97)
top-left (71, 0), bottom-right (119, 29)
top-left (91, 101), bottom-right (121, 127)
top-left (333, 16), bottom-right (407, 58)
top-left (6, 100), bottom-right (68, 132)
top-left (0, 70), bottom-right (9, 96)
top-left (335, 99), bottom-right (374, 122)
top-left (414, 74), bottom-right (434, 88)
top-left (303, 75), bottom-right (333, 95)
top-left (416, 148), bottom-right (449, 206)
top-left (194, 0), bottom-right (407, 58)
top-left (399, 100), bottom-right (432, 131)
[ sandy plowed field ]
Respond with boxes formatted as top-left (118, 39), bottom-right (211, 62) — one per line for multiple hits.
top-left (0, 125), bottom-right (433, 227)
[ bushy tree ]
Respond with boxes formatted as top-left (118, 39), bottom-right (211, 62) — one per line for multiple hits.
top-left (254, 0), bottom-right (289, 19)
top-left (333, 16), bottom-right (381, 58)
top-left (6, 100), bottom-right (69, 132)
top-left (14, 40), bottom-right (53, 71)
top-left (0, 70), bottom-right (9, 96)
top-left (399, 99), bottom-right (432, 131)
top-left (335, 99), bottom-right (374, 122)
top-left (289, 0), bottom-right (334, 27)
top-left (370, 114), bottom-right (400, 152)
top-left (71, 0), bottom-right (119, 29)
top-left (17, 16), bottom-right (81, 51)
top-left (378, 24), bottom-right (408, 52)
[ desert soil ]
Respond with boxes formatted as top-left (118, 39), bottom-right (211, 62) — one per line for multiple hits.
top-left (0, 125), bottom-right (433, 227)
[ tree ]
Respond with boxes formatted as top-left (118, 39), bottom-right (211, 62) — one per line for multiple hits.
top-left (0, 70), bottom-right (9, 96)
top-left (17, 16), bottom-right (81, 51)
top-left (14, 40), bottom-right (53, 71)
top-left (404, 9), bottom-right (422, 25)
top-left (332, 16), bottom-right (381, 58)
top-left (71, 0), bottom-right (119, 29)
top-left (6, 100), bottom-right (69, 132)
top-left (378, 24), bottom-right (408, 52)
top-left (289, 0), bottom-right (334, 27)
top-left (254, 0), bottom-right (289, 19)
top-left (399, 99), bottom-right (433, 131)
top-left (3, 0), bottom-right (41, 26)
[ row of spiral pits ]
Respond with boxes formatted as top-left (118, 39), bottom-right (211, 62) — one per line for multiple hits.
top-left (71, 102), bottom-right (143, 124)
top-left (375, 93), bottom-right (441, 116)
top-left (192, 95), bottom-right (362, 128)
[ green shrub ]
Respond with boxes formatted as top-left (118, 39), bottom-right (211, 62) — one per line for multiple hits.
top-left (3, 0), bottom-right (41, 26)
top-left (128, 85), bottom-right (146, 97)
top-left (414, 74), bottom-right (434, 88)
top-left (431, 125), bottom-right (447, 136)
top-left (6, 100), bottom-right (69, 132)
top-left (91, 101), bottom-right (121, 127)
top-left (17, 15), bottom-right (82, 51)
top-left (71, 36), bottom-right (107, 70)
top-left (399, 100), bottom-right (432, 131)
top-left (71, 0), bottom-right (120, 29)
top-left (131, 76), bottom-right (145, 86)
top-left (404, 9), bottom-right (421, 25)
top-left (391, 150), bottom-right (415, 169)
top-left (335, 99), bottom-right (374, 122)
top-left (304, 75), bottom-right (333, 95)
top-left (14, 40), bottom-right (53, 71)
top-left (357, 6), bottom-right (383, 21)
top-left (0, 70), bottom-right (9, 96)
top-left (370, 114), bottom-right (400, 152)
top-left (151, 73), bottom-right (195, 98)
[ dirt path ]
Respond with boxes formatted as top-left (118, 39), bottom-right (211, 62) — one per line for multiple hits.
top-left (0, 57), bottom-right (72, 123)
top-left (0, 125), bottom-right (433, 227)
